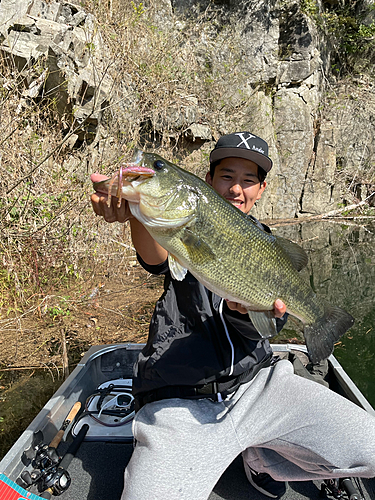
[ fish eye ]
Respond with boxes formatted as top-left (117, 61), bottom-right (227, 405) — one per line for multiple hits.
top-left (154, 160), bottom-right (165, 170)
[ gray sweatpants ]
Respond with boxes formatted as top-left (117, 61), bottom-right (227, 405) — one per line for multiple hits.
top-left (121, 360), bottom-right (375, 500)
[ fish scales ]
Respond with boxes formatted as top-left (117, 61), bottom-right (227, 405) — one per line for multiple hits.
top-left (93, 150), bottom-right (354, 362)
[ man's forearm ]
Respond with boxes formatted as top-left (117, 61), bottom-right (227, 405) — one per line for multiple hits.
top-left (130, 218), bottom-right (168, 266)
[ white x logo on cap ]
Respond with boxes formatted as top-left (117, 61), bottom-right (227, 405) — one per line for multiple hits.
top-left (234, 133), bottom-right (256, 149)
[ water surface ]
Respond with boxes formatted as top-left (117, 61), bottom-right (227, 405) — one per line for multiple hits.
top-left (273, 220), bottom-right (375, 407)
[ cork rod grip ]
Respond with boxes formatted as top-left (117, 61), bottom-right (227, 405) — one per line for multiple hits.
top-left (49, 401), bottom-right (81, 449)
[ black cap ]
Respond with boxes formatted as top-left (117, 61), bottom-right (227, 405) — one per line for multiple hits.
top-left (209, 132), bottom-right (273, 172)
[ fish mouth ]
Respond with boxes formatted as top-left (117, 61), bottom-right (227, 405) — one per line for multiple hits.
top-left (92, 163), bottom-right (156, 208)
top-left (120, 164), bottom-right (155, 181)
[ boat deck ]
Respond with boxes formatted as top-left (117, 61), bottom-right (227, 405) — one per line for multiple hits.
top-left (59, 441), bottom-right (375, 500)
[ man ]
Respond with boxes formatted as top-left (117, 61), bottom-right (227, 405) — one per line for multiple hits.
top-left (91, 132), bottom-right (375, 500)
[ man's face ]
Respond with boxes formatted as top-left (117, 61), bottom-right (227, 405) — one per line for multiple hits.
top-left (206, 157), bottom-right (266, 214)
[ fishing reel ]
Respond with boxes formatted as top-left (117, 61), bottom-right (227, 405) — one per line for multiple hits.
top-left (320, 478), bottom-right (364, 500)
top-left (18, 431), bottom-right (71, 496)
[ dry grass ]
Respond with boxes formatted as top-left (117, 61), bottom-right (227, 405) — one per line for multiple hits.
top-left (0, 0), bottom-right (243, 331)
top-left (0, 0), bottom-right (374, 460)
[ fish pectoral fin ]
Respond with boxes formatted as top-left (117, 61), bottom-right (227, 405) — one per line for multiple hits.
top-left (168, 254), bottom-right (188, 281)
top-left (248, 310), bottom-right (278, 339)
top-left (274, 236), bottom-right (308, 272)
top-left (180, 229), bottom-right (215, 259)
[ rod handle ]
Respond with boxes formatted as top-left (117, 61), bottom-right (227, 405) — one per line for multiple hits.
top-left (49, 402), bottom-right (81, 448)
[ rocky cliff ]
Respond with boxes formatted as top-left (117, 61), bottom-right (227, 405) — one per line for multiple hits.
top-left (0, 0), bottom-right (374, 220)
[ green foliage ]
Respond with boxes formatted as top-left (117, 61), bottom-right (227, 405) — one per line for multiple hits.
top-left (131, 1), bottom-right (145, 18)
top-left (301, 0), bottom-right (375, 76)
top-left (2, 192), bottom-right (70, 229)
top-left (300, 0), bottom-right (319, 17)
top-left (86, 41), bottom-right (96, 53)
top-left (47, 296), bottom-right (71, 321)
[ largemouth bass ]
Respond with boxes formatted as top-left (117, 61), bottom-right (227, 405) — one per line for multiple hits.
top-left (93, 150), bottom-right (354, 362)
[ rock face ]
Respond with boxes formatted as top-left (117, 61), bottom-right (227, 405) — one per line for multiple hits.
top-left (0, 0), bottom-right (374, 219)
top-left (0, 0), bottom-right (117, 141)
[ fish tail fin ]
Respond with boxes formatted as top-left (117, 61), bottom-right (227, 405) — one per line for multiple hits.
top-left (304, 305), bottom-right (354, 363)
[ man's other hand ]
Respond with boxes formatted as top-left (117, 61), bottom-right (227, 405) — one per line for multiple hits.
top-left (226, 298), bottom-right (286, 318)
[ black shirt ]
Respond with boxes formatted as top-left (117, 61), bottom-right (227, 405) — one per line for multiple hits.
top-left (132, 219), bottom-right (287, 396)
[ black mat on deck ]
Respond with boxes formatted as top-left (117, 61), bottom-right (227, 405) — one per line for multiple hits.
top-left (57, 442), bottom-right (375, 500)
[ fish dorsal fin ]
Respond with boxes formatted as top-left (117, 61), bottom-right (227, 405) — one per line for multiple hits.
top-left (168, 254), bottom-right (188, 281)
top-left (248, 310), bottom-right (278, 338)
top-left (274, 236), bottom-right (308, 272)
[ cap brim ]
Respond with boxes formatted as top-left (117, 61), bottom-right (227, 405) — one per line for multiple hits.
top-left (210, 147), bottom-right (272, 172)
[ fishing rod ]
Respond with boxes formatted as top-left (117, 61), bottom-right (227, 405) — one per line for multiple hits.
top-left (49, 402), bottom-right (81, 448)
top-left (18, 401), bottom-right (87, 497)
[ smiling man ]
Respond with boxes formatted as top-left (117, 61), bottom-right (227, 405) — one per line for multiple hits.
top-left (91, 132), bottom-right (375, 500)
top-left (207, 132), bottom-right (269, 208)
top-left (206, 157), bottom-right (266, 212)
